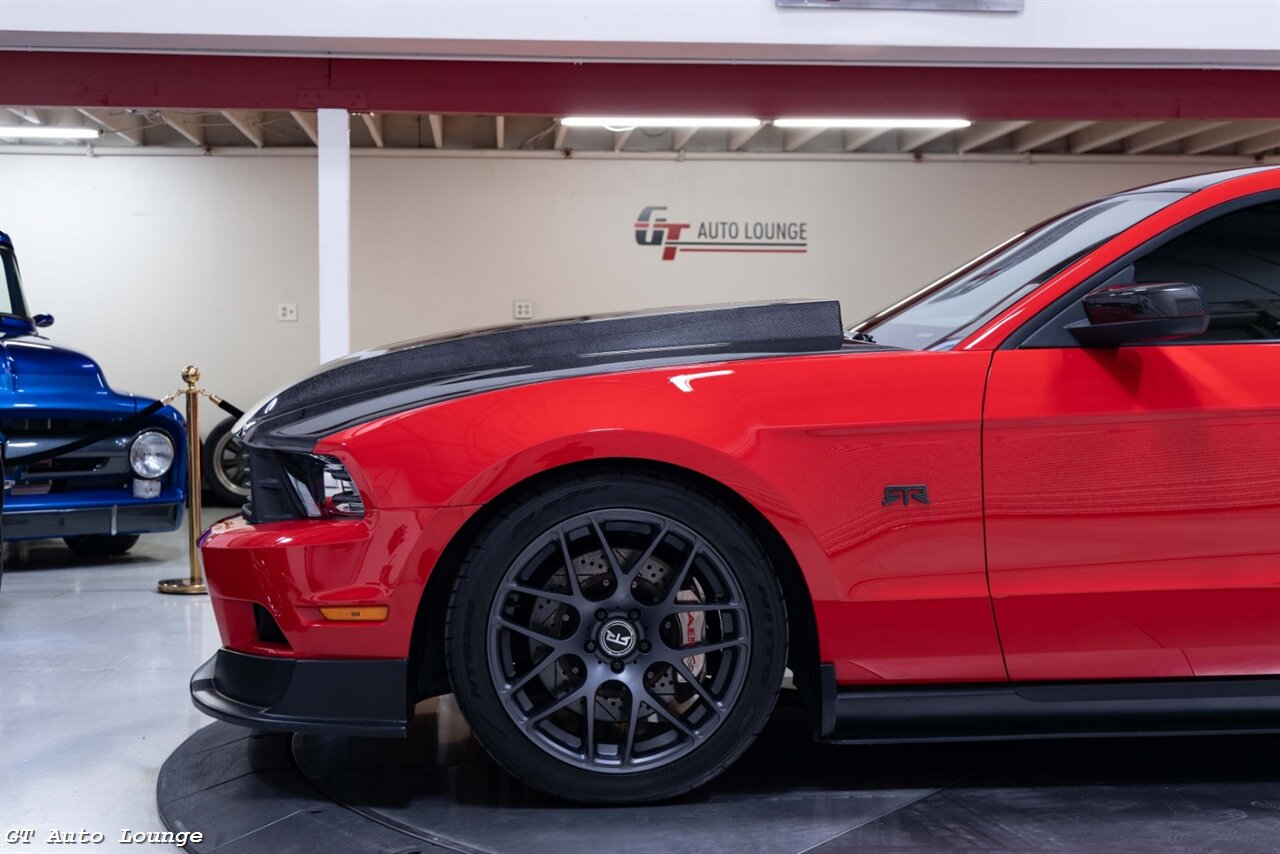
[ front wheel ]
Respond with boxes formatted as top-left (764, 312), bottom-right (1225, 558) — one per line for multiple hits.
top-left (445, 472), bottom-right (787, 803)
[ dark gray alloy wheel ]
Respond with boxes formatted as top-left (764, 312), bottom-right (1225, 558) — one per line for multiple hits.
top-left (446, 472), bottom-right (788, 803)
top-left (202, 416), bottom-right (250, 506)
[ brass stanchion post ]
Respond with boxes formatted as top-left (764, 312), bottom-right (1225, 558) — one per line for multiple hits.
top-left (158, 365), bottom-right (207, 595)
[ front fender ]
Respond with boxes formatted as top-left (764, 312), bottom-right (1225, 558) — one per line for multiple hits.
top-left (310, 350), bottom-right (1005, 684)
top-left (316, 360), bottom-right (836, 600)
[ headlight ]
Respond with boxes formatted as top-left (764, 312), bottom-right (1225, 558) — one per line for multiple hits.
top-left (130, 430), bottom-right (175, 478)
top-left (283, 454), bottom-right (365, 518)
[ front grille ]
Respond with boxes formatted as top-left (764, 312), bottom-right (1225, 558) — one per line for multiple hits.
top-left (241, 447), bottom-right (364, 523)
top-left (0, 417), bottom-right (114, 437)
top-left (4, 434), bottom-right (133, 492)
top-left (242, 447), bottom-right (307, 524)
top-left (25, 456), bottom-right (111, 475)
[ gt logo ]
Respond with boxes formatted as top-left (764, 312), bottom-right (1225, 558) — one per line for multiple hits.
top-left (635, 206), bottom-right (691, 261)
top-left (883, 485), bottom-right (929, 506)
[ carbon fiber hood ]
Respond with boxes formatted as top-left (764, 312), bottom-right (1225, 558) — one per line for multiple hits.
top-left (241, 301), bottom-right (853, 450)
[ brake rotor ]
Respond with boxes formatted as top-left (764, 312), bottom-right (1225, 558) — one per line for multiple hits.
top-left (532, 545), bottom-right (709, 720)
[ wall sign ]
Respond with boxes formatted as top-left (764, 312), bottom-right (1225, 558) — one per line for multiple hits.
top-left (635, 206), bottom-right (809, 262)
top-left (776, 0), bottom-right (1022, 11)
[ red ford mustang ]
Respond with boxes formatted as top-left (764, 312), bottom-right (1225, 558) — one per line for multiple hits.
top-left (194, 166), bottom-right (1280, 803)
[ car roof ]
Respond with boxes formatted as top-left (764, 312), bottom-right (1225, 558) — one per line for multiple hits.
top-left (1125, 165), bottom-right (1280, 194)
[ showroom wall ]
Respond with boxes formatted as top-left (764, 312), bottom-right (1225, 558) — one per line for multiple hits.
top-left (0, 154), bottom-right (319, 411)
top-left (0, 152), bottom-right (1210, 411)
top-left (348, 157), bottom-right (1205, 349)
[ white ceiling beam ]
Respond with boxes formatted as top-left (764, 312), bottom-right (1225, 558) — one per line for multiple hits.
top-left (783, 127), bottom-right (826, 152)
top-left (553, 121), bottom-right (568, 150)
top-left (1069, 120), bottom-right (1163, 154)
top-left (77, 108), bottom-right (143, 145)
top-left (842, 127), bottom-right (890, 152)
top-left (361, 112), bottom-right (384, 148)
top-left (7, 107), bottom-right (45, 125)
top-left (671, 127), bottom-right (698, 150)
top-left (159, 110), bottom-right (203, 146)
top-left (898, 126), bottom-right (957, 152)
top-left (1238, 129), bottom-right (1280, 156)
top-left (221, 110), bottom-right (263, 147)
top-left (494, 115), bottom-right (504, 150)
top-left (1125, 120), bottom-right (1228, 154)
top-left (728, 124), bottom-right (764, 151)
top-left (1012, 121), bottom-right (1095, 153)
top-left (427, 113), bottom-right (443, 148)
top-left (290, 110), bottom-right (319, 145)
top-left (612, 128), bottom-right (633, 152)
top-left (1182, 120), bottom-right (1280, 155)
top-left (954, 121), bottom-right (1031, 154)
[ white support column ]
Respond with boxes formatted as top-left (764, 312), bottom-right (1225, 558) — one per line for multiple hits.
top-left (317, 108), bottom-right (351, 363)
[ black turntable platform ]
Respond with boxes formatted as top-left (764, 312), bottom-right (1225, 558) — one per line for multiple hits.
top-left (157, 696), bottom-right (1280, 853)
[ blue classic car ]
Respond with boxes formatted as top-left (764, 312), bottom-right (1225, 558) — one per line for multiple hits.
top-left (1, 230), bottom-right (186, 555)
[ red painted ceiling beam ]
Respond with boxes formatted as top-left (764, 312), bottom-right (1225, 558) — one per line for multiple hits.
top-left (1, 51), bottom-right (1277, 119)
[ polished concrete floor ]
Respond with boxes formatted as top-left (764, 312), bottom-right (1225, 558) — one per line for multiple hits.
top-left (0, 508), bottom-right (230, 850)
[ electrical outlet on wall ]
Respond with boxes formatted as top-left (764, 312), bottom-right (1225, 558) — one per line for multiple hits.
top-left (513, 300), bottom-right (534, 320)
top-left (278, 303), bottom-right (298, 322)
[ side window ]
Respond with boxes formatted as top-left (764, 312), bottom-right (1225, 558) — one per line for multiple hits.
top-left (1021, 198), bottom-right (1280, 348)
top-left (1131, 201), bottom-right (1280, 342)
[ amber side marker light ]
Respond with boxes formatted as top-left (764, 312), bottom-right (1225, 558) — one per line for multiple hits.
top-left (320, 606), bottom-right (389, 622)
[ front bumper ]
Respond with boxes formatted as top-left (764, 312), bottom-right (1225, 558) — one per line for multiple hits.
top-left (200, 508), bottom-right (476, 659)
top-left (190, 648), bottom-right (410, 738)
top-left (2, 498), bottom-right (182, 540)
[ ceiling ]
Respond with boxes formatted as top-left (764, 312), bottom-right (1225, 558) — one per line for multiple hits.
top-left (3, 107), bottom-right (1279, 158)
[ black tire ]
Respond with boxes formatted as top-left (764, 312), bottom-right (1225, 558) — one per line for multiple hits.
top-left (445, 470), bottom-right (788, 803)
top-left (63, 534), bottom-right (140, 556)
top-left (202, 416), bottom-right (250, 507)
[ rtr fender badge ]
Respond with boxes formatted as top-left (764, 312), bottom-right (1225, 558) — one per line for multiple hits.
top-left (883, 485), bottom-right (929, 506)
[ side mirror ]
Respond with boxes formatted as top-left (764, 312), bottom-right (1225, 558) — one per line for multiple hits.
top-left (1067, 282), bottom-right (1208, 347)
top-left (33, 313), bottom-right (54, 328)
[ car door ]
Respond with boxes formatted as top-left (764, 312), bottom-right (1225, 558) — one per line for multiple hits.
top-left (983, 196), bottom-right (1280, 682)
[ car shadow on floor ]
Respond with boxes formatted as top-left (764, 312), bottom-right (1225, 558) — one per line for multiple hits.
top-left (286, 695), bottom-right (1280, 853)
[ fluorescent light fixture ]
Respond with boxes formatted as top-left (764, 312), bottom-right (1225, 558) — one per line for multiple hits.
top-left (0, 126), bottom-right (101, 140)
top-left (773, 118), bottom-right (971, 129)
top-left (561, 117), bottom-right (761, 130)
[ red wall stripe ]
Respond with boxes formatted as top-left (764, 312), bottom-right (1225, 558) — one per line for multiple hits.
top-left (0, 52), bottom-right (1277, 119)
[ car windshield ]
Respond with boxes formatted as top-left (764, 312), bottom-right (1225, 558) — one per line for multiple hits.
top-left (860, 191), bottom-right (1188, 350)
top-left (1, 245), bottom-right (26, 317)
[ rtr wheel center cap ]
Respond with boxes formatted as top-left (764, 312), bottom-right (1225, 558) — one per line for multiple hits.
top-left (598, 618), bottom-right (638, 658)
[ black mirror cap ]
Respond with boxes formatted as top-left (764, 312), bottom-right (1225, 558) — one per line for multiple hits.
top-left (1082, 282), bottom-right (1206, 324)
top-left (1068, 282), bottom-right (1208, 347)
top-left (33, 313), bottom-right (54, 328)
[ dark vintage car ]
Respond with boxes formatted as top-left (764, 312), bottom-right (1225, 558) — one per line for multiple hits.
top-left (1, 230), bottom-right (186, 556)
top-left (194, 167), bottom-right (1278, 803)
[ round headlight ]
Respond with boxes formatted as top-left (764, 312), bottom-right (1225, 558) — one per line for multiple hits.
top-left (130, 430), bottom-right (175, 479)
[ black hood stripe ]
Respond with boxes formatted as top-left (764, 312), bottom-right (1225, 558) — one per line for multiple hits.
top-left (242, 301), bottom-right (862, 449)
